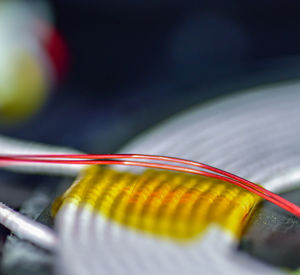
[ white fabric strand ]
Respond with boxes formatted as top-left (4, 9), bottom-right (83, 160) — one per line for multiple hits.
top-left (56, 81), bottom-right (300, 275)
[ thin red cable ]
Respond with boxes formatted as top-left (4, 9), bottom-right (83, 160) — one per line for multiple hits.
top-left (0, 154), bottom-right (298, 215)
top-left (1, 154), bottom-right (293, 210)
top-left (0, 157), bottom-right (284, 208)
top-left (0, 154), bottom-right (293, 206)
top-left (0, 154), bottom-right (299, 217)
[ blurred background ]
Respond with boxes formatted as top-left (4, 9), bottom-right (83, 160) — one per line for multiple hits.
top-left (0, 0), bottom-right (300, 271)
top-left (1, 0), bottom-right (300, 153)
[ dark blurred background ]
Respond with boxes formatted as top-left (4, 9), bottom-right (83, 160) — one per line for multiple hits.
top-left (1, 0), bottom-right (300, 154)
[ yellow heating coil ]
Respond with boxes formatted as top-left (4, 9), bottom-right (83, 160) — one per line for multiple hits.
top-left (53, 166), bottom-right (260, 241)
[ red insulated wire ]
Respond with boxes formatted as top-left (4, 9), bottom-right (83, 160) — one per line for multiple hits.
top-left (1, 153), bottom-right (293, 209)
top-left (0, 154), bottom-right (299, 218)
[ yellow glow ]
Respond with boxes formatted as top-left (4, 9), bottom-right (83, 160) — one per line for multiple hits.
top-left (53, 166), bottom-right (260, 241)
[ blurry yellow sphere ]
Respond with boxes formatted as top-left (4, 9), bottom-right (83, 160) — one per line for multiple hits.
top-left (0, 49), bottom-right (48, 124)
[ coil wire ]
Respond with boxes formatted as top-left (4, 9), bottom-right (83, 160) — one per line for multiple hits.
top-left (55, 80), bottom-right (300, 275)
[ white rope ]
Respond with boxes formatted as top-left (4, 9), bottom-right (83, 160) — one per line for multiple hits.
top-left (0, 135), bottom-right (86, 176)
top-left (0, 202), bottom-right (57, 251)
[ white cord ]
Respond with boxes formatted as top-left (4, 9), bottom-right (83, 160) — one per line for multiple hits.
top-left (0, 135), bottom-right (86, 176)
top-left (0, 202), bottom-right (57, 251)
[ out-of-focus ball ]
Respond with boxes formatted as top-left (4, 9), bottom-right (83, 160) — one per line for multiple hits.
top-left (0, 45), bottom-right (48, 123)
top-left (0, 0), bottom-right (67, 125)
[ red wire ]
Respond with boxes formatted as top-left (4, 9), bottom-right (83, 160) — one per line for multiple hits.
top-left (0, 154), bottom-right (293, 209)
top-left (0, 154), bottom-right (299, 218)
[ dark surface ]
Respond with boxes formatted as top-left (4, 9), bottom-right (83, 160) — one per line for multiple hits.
top-left (240, 188), bottom-right (300, 270)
